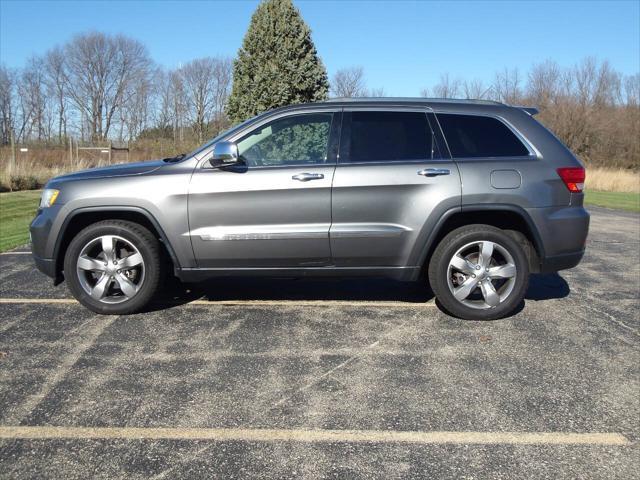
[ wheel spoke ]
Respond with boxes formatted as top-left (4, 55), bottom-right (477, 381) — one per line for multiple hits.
top-left (488, 263), bottom-right (517, 279)
top-left (90, 274), bottom-right (110, 299)
top-left (480, 281), bottom-right (501, 307)
top-left (101, 236), bottom-right (116, 263)
top-left (449, 254), bottom-right (476, 274)
top-left (479, 241), bottom-right (494, 268)
top-left (115, 272), bottom-right (137, 298)
top-left (77, 255), bottom-right (106, 272)
top-left (453, 276), bottom-right (480, 301)
top-left (119, 252), bottom-right (143, 269)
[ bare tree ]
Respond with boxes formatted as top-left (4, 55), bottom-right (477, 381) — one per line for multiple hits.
top-left (368, 87), bottom-right (386, 97)
top-left (179, 57), bottom-right (232, 143)
top-left (44, 47), bottom-right (68, 141)
top-left (0, 65), bottom-right (15, 145)
top-left (61, 32), bottom-right (153, 141)
top-left (624, 73), bottom-right (640, 106)
top-left (119, 72), bottom-right (154, 141)
top-left (492, 67), bottom-right (522, 104)
top-left (432, 73), bottom-right (461, 99)
top-left (462, 79), bottom-right (489, 99)
top-left (170, 69), bottom-right (187, 142)
top-left (16, 57), bottom-right (48, 142)
top-left (331, 67), bottom-right (367, 97)
top-left (527, 60), bottom-right (562, 107)
top-left (151, 69), bottom-right (174, 132)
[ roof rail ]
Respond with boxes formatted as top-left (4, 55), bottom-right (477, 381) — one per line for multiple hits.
top-left (325, 97), bottom-right (504, 106)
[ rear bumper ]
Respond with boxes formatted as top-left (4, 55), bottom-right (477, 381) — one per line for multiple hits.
top-left (539, 250), bottom-right (585, 273)
top-left (527, 205), bottom-right (590, 273)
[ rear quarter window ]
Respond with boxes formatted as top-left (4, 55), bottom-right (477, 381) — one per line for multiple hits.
top-left (437, 113), bottom-right (530, 158)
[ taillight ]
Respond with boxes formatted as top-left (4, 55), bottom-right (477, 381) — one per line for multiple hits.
top-left (557, 167), bottom-right (585, 193)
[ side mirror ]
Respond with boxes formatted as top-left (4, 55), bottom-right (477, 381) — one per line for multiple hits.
top-left (210, 141), bottom-right (240, 167)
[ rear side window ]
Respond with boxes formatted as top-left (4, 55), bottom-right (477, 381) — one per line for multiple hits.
top-left (342, 111), bottom-right (432, 162)
top-left (437, 114), bottom-right (530, 158)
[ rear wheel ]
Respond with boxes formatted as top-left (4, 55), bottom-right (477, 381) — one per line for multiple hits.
top-left (428, 224), bottom-right (529, 320)
top-left (64, 220), bottom-right (163, 314)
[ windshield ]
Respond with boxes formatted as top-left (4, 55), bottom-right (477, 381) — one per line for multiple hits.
top-left (184, 116), bottom-right (262, 160)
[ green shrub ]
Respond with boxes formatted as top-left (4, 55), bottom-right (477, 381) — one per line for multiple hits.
top-left (9, 175), bottom-right (42, 191)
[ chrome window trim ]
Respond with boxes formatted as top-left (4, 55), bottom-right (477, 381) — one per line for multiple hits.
top-left (433, 111), bottom-right (542, 160)
top-left (336, 158), bottom-right (453, 167)
top-left (196, 107), bottom-right (341, 169)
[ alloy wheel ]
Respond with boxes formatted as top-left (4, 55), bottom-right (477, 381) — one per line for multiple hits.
top-left (446, 240), bottom-right (517, 309)
top-left (75, 235), bottom-right (145, 304)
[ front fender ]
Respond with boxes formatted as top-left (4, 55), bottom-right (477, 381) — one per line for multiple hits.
top-left (51, 205), bottom-right (190, 274)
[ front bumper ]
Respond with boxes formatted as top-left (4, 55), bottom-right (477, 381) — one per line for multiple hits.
top-left (29, 205), bottom-right (63, 280)
top-left (32, 252), bottom-right (56, 278)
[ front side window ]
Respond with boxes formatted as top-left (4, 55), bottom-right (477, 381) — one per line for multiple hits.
top-left (437, 113), bottom-right (530, 158)
top-left (342, 111), bottom-right (433, 163)
top-left (237, 113), bottom-right (333, 167)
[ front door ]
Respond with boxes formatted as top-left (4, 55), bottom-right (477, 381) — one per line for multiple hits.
top-left (188, 111), bottom-right (339, 268)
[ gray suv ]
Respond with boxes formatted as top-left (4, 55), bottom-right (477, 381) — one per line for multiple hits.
top-left (30, 98), bottom-right (589, 320)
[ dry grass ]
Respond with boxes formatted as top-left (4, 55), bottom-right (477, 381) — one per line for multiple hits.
top-left (1, 145), bottom-right (638, 194)
top-left (0, 141), bottom-right (196, 191)
top-left (586, 167), bottom-right (639, 193)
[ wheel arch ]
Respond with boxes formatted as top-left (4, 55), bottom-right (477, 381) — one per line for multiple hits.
top-left (416, 204), bottom-right (545, 274)
top-left (53, 206), bottom-right (180, 283)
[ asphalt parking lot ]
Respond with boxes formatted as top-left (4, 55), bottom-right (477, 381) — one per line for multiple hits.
top-left (0, 206), bottom-right (638, 479)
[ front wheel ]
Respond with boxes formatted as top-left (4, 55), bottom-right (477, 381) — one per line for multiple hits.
top-left (64, 220), bottom-right (163, 315)
top-left (428, 225), bottom-right (529, 320)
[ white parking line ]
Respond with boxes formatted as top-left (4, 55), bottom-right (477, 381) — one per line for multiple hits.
top-left (0, 298), bottom-right (436, 308)
top-left (0, 426), bottom-right (630, 445)
top-left (0, 251), bottom-right (31, 255)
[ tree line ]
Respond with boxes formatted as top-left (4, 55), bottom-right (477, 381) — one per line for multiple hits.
top-left (334, 61), bottom-right (639, 169)
top-left (0, 32), bottom-right (233, 146)
top-left (0, 0), bottom-right (638, 170)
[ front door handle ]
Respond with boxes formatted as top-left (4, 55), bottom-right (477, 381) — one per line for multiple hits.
top-left (418, 168), bottom-right (450, 177)
top-left (292, 172), bottom-right (325, 182)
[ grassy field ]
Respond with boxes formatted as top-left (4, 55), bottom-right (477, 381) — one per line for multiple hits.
top-left (584, 191), bottom-right (640, 212)
top-left (0, 189), bottom-right (637, 253)
top-left (585, 167), bottom-right (639, 193)
top-left (0, 190), bottom-right (41, 252)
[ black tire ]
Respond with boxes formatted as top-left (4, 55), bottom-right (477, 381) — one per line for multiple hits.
top-left (64, 220), bottom-right (163, 315)
top-left (428, 224), bottom-right (529, 320)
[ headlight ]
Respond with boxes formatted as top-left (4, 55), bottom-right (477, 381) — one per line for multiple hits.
top-left (40, 189), bottom-right (60, 208)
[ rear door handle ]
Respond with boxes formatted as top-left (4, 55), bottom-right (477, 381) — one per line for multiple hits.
top-left (292, 172), bottom-right (324, 182)
top-left (418, 168), bottom-right (450, 177)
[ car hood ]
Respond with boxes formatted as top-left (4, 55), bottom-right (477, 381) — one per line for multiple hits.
top-left (51, 160), bottom-right (165, 182)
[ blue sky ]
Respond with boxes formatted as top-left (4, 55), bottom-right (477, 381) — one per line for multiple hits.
top-left (1, 0), bottom-right (638, 95)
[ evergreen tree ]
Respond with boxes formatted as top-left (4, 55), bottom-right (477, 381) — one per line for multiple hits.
top-left (226, 0), bottom-right (329, 123)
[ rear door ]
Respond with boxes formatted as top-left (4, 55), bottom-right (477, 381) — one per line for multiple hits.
top-left (330, 108), bottom-right (461, 268)
top-left (188, 110), bottom-right (340, 268)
